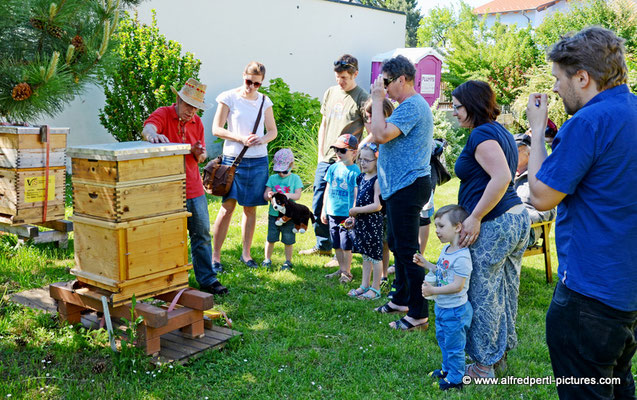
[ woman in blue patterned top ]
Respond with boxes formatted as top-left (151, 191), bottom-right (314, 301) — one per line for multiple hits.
top-left (452, 80), bottom-right (530, 379)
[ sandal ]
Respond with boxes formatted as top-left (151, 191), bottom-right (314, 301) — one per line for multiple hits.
top-left (339, 272), bottom-right (353, 284)
top-left (357, 287), bottom-right (381, 300)
top-left (348, 286), bottom-right (369, 297)
top-left (465, 363), bottom-right (495, 379)
top-left (390, 317), bottom-right (429, 331)
top-left (374, 302), bottom-right (407, 314)
top-left (325, 269), bottom-right (342, 279)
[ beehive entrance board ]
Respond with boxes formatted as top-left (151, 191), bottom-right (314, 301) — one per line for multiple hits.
top-left (67, 142), bottom-right (190, 222)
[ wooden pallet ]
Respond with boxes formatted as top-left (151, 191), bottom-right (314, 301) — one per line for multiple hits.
top-left (49, 281), bottom-right (216, 355)
top-left (10, 286), bottom-right (241, 364)
top-left (0, 219), bottom-right (72, 248)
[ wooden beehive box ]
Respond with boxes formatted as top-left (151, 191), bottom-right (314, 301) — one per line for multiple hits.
top-left (71, 211), bottom-right (192, 304)
top-left (67, 142), bottom-right (190, 222)
top-left (0, 126), bottom-right (69, 225)
top-left (0, 167), bottom-right (66, 225)
top-left (0, 126), bottom-right (67, 169)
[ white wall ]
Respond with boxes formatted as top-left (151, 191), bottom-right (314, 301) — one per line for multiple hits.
top-left (480, 0), bottom-right (570, 28)
top-left (38, 0), bottom-right (406, 157)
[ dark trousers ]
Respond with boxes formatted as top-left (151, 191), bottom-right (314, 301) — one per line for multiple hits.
top-left (385, 176), bottom-right (431, 319)
top-left (546, 281), bottom-right (637, 400)
top-left (311, 161), bottom-right (333, 251)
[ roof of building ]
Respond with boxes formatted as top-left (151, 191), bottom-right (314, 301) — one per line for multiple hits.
top-left (473, 0), bottom-right (562, 15)
top-left (372, 47), bottom-right (444, 63)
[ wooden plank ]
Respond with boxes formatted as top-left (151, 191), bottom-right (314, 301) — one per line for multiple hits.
top-left (73, 174), bottom-right (186, 188)
top-left (0, 223), bottom-right (39, 237)
top-left (17, 133), bottom-right (67, 150)
top-left (70, 211), bottom-right (191, 229)
top-left (31, 230), bottom-right (67, 244)
top-left (37, 219), bottom-right (73, 232)
top-left (72, 221), bottom-right (121, 281)
top-left (116, 155), bottom-right (185, 182)
top-left (162, 331), bottom-right (210, 351)
top-left (0, 206), bottom-right (65, 225)
top-left (48, 282), bottom-right (168, 328)
top-left (0, 149), bottom-right (66, 169)
top-left (73, 184), bottom-right (118, 220)
top-left (71, 158), bottom-right (118, 183)
top-left (8, 287), bottom-right (58, 313)
top-left (154, 289), bottom-right (214, 311)
top-left (143, 308), bottom-right (203, 340)
top-left (211, 325), bottom-right (242, 337)
top-left (111, 276), bottom-right (189, 306)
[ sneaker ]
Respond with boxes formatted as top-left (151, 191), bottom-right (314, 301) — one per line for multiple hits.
top-left (212, 261), bottom-right (224, 273)
top-left (200, 281), bottom-right (228, 295)
top-left (429, 369), bottom-right (447, 380)
top-left (261, 259), bottom-right (272, 269)
top-left (324, 257), bottom-right (339, 268)
top-left (240, 256), bottom-right (258, 269)
top-left (281, 261), bottom-right (293, 270)
top-left (439, 378), bottom-right (463, 391)
top-left (299, 247), bottom-right (332, 256)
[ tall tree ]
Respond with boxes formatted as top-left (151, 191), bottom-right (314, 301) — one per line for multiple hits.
top-left (0, 0), bottom-right (142, 124)
top-left (360, 0), bottom-right (423, 46)
top-left (417, 5), bottom-right (456, 48)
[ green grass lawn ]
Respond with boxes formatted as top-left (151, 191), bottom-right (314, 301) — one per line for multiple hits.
top-left (0, 177), bottom-right (633, 399)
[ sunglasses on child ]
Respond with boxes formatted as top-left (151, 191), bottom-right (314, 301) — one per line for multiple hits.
top-left (333, 148), bottom-right (351, 154)
top-left (277, 170), bottom-right (290, 174)
top-left (245, 79), bottom-right (262, 88)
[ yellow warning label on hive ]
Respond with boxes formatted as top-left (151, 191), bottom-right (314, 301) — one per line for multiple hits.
top-left (24, 175), bottom-right (56, 203)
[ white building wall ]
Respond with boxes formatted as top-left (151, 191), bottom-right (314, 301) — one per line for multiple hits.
top-left (37, 0), bottom-right (406, 157)
top-left (480, 0), bottom-right (570, 28)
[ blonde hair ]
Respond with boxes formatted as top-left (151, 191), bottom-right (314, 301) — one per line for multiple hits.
top-left (244, 61), bottom-right (266, 77)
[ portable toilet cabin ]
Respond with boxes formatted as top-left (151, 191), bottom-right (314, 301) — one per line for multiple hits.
top-left (371, 48), bottom-right (444, 106)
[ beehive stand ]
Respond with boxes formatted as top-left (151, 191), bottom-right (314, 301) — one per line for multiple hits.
top-left (0, 219), bottom-right (72, 247)
top-left (50, 280), bottom-right (215, 355)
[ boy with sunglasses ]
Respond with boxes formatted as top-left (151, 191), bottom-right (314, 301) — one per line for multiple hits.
top-left (322, 134), bottom-right (361, 283)
top-left (300, 54), bottom-right (369, 259)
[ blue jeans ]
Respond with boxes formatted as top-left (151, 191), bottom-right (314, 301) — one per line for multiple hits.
top-left (435, 302), bottom-right (473, 384)
top-left (186, 195), bottom-right (217, 287)
top-left (385, 175), bottom-right (431, 319)
top-left (546, 281), bottom-right (637, 400)
top-left (311, 161), bottom-right (333, 251)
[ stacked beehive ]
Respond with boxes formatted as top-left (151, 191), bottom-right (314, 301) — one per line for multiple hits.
top-left (67, 141), bottom-right (193, 305)
top-left (0, 126), bottom-right (68, 225)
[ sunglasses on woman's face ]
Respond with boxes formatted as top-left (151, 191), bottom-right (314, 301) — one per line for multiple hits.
top-left (245, 79), bottom-right (262, 88)
top-left (383, 76), bottom-right (397, 88)
top-left (334, 148), bottom-right (350, 154)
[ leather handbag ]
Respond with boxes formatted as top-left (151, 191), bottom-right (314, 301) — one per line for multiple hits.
top-left (202, 96), bottom-right (266, 196)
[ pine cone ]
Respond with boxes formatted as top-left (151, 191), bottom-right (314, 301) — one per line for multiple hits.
top-left (71, 35), bottom-right (86, 53)
top-left (11, 82), bottom-right (33, 101)
top-left (91, 361), bottom-right (107, 374)
top-left (30, 18), bottom-right (45, 30)
top-left (47, 25), bottom-right (63, 39)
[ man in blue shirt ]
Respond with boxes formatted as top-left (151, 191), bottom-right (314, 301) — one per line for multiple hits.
top-left (527, 26), bottom-right (637, 399)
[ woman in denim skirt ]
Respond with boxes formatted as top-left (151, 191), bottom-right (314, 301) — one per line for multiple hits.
top-left (211, 61), bottom-right (277, 270)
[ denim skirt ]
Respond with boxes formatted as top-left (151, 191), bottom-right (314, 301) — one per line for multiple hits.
top-left (221, 155), bottom-right (268, 207)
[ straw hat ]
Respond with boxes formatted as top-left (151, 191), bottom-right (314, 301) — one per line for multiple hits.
top-left (170, 78), bottom-right (212, 110)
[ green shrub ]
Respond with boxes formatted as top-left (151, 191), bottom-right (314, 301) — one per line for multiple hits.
top-left (259, 78), bottom-right (321, 188)
top-left (431, 101), bottom-right (468, 175)
top-left (98, 10), bottom-right (201, 142)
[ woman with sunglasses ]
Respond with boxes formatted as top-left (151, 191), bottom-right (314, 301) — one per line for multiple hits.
top-left (211, 61), bottom-right (277, 270)
top-left (451, 80), bottom-right (529, 379)
top-left (368, 55), bottom-right (433, 331)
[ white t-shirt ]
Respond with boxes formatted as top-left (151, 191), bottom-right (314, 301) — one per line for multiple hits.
top-left (216, 89), bottom-right (273, 158)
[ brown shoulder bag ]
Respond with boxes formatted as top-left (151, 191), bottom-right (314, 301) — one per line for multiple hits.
top-left (202, 96), bottom-right (266, 196)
